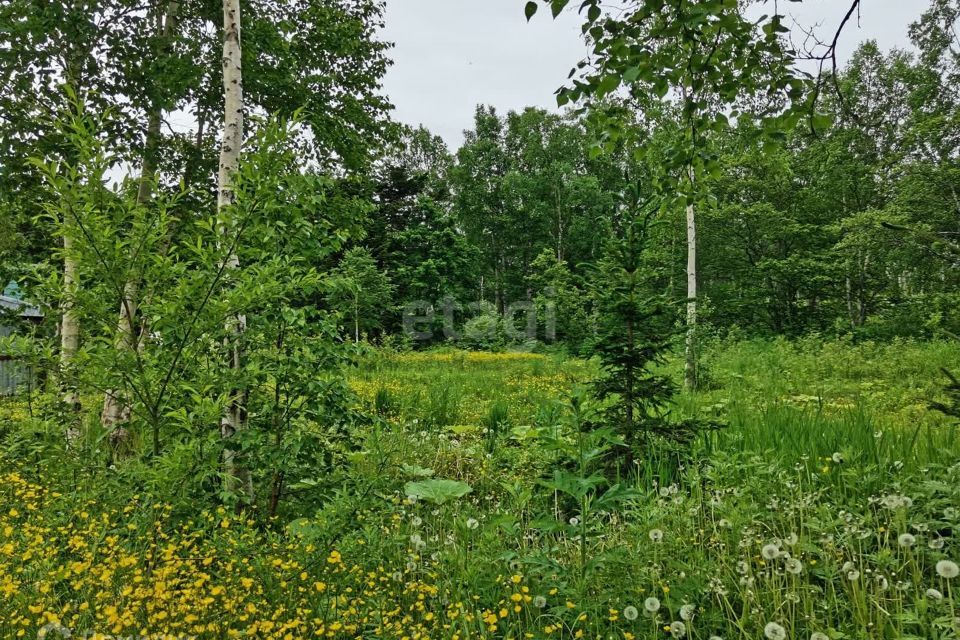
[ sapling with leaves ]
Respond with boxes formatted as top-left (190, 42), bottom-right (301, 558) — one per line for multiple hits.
top-left (326, 247), bottom-right (395, 344)
top-left (534, 388), bottom-right (638, 590)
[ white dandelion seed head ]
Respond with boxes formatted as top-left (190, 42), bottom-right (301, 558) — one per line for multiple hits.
top-left (842, 561), bottom-right (856, 572)
top-left (736, 560), bottom-right (750, 575)
top-left (926, 587), bottom-right (944, 600)
top-left (679, 604), bottom-right (696, 621)
top-left (533, 595), bottom-right (547, 609)
top-left (785, 533), bottom-right (798, 546)
top-left (649, 528), bottom-right (664, 543)
top-left (785, 558), bottom-right (803, 575)
top-left (623, 605), bottom-right (638, 621)
top-left (569, 516), bottom-right (580, 526)
top-left (764, 621), bottom-right (787, 640)
top-left (847, 569), bottom-right (861, 581)
top-left (898, 533), bottom-right (916, 548)
top-left (936, 559), bottom-right (959, 579)
top-left (810, 633), bottom-right (829, 640)
top-left (670, 621), bottom-right (687, 638)
top-left (881, 494), bottom-right (908, 510)
top-left (466, 517), bottom-right (479, 530)
top-left (831, 452), bottom-right (844, 464)
top-left (945, 507), bottom-right (958, 520)
top-left (761, 544), bottom-right (780, 560)
top-left (411, 516), bottom-right (422, 527)
top-left (929, 537), bottom-right (944, 550)
top-left (643, 597), bottom-right (661, 613)
top-left (718, 518), bottom-right (732, 529)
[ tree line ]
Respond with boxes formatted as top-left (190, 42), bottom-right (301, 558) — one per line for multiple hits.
top-left (0, 0), bottom-right (957, 511)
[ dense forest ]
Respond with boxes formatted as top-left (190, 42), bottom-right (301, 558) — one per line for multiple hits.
top-left (1, 1), bottom-right (959, 639)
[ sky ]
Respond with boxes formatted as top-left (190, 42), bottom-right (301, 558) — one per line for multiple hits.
top-left (379, 0), bottom-right (929, 150)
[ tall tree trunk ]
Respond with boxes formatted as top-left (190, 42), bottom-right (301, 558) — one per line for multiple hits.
top-left (61, 217), bottom-right (81, 416)
top-left (683, 167), bottom-right (698, 391)
top-left (218, 0), bottom-right (252, 505)
top-left (101, 1), bottom-right (181, 443)
top-left (59, 30), bottom-right (86, 431)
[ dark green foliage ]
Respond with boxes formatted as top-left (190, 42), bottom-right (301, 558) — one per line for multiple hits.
top-left (588, 194), bottom-right (678, 457)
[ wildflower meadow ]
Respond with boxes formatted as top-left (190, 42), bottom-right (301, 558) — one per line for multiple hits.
top-left (2, 339), bottom-right (959, 639)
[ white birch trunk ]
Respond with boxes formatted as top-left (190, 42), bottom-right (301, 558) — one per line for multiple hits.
top-left (218, 0), bottom-right (252, 504)
top-left (61, 221), bottom-right (81, 416)
top-left (683, 168), bottom-right (698, 391)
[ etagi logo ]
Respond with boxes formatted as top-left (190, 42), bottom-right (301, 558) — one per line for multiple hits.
top-left (38, 624), bottom-right (194, 640)
top-left (402, 293), bottom-right (557, 343)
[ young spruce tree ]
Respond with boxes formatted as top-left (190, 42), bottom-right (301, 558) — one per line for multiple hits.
top-left (589, 189), bottom-right (688, 466)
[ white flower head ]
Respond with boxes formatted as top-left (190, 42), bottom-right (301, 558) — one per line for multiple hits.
top-left (764, 622), bottom-right (787, 640)
top-left (898, 533), bottom-right (916, 548)
top-left (649, 528), bottom-right (664, 543)
top-left (936, 559), bottom-right (959, 579)
top-left (736, 560), bottom-right (749, 575)
top-left (810, 633), bottom-right (829, 640)
top-left (533, 595), bottom-right (547, 608)
top-left (679, 604), bottom-right (696, 621)
top-left (670, 621), bottom-right (687, 638)
top-left (643, 597), bottom-right (661, 613)
top-left (785, 533), bottom-right (798, 546)
top-left (465, 517), bottom-right (479, 530)
top-left (761, 544), bottom-right (780, 560)
top-left (847, 569), bottom-right (861, 581)
top-left (929, 537), bottom-right (944, 550)
top-left (411, 516), bottom-right (422, 527)
top-left (569, 516), bottom-right (580, 526)
top-left (926, 588), bottom-right (944, 600)
top-left (785, 558), bottom-right (803, 575)
top-left (623, 605), bottom-right (638, 621)
top-left (831, 452), bottom-right (844, 464)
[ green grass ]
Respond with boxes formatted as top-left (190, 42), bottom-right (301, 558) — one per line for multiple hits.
top-left (2, 338), bottom-right (959, 639)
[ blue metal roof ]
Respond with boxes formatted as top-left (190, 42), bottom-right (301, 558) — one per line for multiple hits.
top-left (0, 295), bottom-right (42, 318)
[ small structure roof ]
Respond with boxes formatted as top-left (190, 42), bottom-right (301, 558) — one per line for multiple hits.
top-left (0, 295), bottom-right (42, 318)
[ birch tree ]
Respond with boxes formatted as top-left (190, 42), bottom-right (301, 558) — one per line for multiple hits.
top-left (217, 0), bottom-right (253, 504)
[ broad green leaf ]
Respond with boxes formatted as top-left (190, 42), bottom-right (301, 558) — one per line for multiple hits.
top-left (404, 479), bottom-right (473, 504)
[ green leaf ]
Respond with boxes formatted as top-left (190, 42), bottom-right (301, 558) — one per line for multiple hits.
top-left (623, 66), bottom-right (641, 83)
top-left (404, 479), bottom-right (473, 504)
top-left (812, 112), bottom-right (834, 130)
top-left (401, 464), bottom-right (435, 477)
top-left (524, 1), bottom-right (538, 21)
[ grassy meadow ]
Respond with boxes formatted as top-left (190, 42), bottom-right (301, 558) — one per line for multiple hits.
top-left (1, 338), bottom-right (959, 639)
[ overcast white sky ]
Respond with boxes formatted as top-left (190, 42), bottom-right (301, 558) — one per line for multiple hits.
top-left (379, 1), bottom-right (928, 150)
